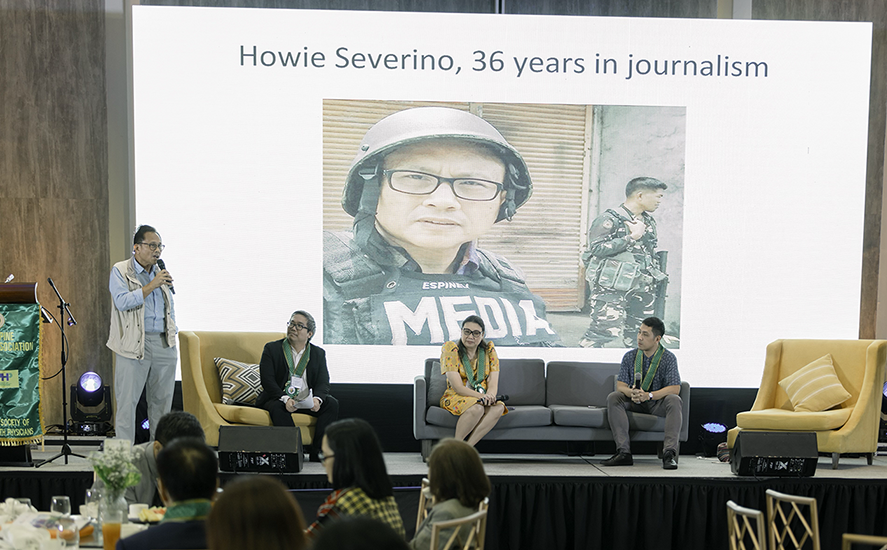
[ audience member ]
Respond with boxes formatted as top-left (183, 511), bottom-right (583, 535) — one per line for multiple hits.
top-left (125, 410), bottom-right (205, 506)
top-left (307, 418), bottom-right (405, 538)
top-left (312, 517), bottom-right (410, 550)
top-left (206, 476), bottom-right (307, 550)
top-left (411, 439), bottom-right (490, 550)
top-left (117, 437), bottom-right (218, 550)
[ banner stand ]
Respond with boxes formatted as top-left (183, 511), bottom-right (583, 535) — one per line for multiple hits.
top-left (0, 283), bottom-right (44, 467)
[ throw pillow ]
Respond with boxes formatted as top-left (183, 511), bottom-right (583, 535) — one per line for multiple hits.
top-left (214, 357), bottom-right (262, 406)
top-left (427, 361), bottom-right (449, 408)
top-left (778, 354), bottom-right (851, 413)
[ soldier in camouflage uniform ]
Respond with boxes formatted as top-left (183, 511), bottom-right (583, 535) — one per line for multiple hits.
top-left (579, 177), bottom-right (668, 348)
top-left (324, 107), bottom-right (560, 347)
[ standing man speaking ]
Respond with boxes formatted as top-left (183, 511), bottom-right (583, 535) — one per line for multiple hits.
top-left (107, 225), bottom-right (177, 443)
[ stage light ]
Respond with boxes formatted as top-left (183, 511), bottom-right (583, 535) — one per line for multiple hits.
top-left (70, 371), bottom-right (112, 435)
top-left (77, 372), bottom-right (103, 404)
top-left (700, 422), bottom-right (728, 457)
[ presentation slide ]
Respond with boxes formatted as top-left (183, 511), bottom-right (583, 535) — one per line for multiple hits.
top-left (131, 7), bottom-right (872, 387)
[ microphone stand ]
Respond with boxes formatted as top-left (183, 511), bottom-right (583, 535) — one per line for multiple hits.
top-left (37, 278), bottom-right (86, 466)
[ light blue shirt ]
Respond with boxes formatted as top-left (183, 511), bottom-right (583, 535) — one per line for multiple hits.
top-left (109, 257), bottom-right (172, 334)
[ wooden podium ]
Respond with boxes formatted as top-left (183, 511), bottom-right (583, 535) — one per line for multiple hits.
top-left (0, 283), bottom-right (38, 304)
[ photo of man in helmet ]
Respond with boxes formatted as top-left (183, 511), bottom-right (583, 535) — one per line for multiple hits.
top-left (323, 106), bottom-right (560, 346)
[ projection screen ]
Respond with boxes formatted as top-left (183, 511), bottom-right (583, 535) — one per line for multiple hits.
top-left (131, 7), bottom-right (872, 387)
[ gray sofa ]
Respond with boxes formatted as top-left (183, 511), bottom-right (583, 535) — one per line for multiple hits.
top-left (413, 358), bottom-right (691, 459)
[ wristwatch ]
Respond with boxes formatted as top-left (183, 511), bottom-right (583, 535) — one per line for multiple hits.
top-left (648, 392), bottom-right (654, 401)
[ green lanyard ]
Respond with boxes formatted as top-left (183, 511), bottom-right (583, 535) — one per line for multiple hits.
top-left (634, 344), bottom-right (664, 392)
top-left (461, 345), bottom-right (486, 394)
top-left (162, 499), bottom-right (213, 523)
top-left (283, 340), bottom-right (310, 378)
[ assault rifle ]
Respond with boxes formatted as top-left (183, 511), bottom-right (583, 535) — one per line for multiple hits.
top-left (653, 250), bottom-right (668, 320)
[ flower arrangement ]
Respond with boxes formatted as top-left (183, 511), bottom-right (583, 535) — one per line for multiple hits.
top-left (90, 445), bottom-right (141, 493)
top-left (0, 497), bottom-right (37, 523)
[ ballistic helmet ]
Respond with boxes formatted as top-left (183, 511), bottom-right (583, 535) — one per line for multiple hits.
top-left (342, 107), bottom-right (533, 223)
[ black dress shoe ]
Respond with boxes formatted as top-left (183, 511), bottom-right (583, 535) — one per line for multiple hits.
top-left (601, 451), bottom-right (633, 466)
top-left (662, 450), bottom-right (678, 470)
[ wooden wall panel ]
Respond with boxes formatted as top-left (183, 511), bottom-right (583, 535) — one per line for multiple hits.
top-left (753, 1), bottom-right (887, 338)
top-left (0, 1), bottom-right (110, 429)
top-left (506, 0), bottom-right (717, 17)
top-left (141, 0), bottom-right (494, 13)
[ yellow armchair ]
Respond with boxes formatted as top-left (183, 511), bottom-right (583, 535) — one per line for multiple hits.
top-left (727, 339), bottom-right (887, 469)
top-left (179, 331), bottom-right (316, 446)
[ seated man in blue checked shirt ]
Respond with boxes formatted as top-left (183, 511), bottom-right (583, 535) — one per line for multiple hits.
top-left (601, 316), bottom-right (683, 470)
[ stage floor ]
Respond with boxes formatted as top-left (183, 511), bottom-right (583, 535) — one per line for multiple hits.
top-left (8, 440), bottom-right (887, 480)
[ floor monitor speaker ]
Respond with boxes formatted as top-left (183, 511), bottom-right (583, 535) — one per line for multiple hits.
top-left (218, 426), bottom-right (303, 473)
top-left (731, 431), bottom-right (817, 477)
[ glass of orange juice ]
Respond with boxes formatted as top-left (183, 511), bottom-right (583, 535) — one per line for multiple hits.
top-left (102, 509), bottom-right (124, 550)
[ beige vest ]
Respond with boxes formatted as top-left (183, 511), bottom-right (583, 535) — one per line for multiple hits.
top-left (106, 258), bottom-right (177, 360)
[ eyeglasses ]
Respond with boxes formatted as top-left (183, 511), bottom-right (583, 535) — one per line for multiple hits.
top-left (318, 452), bottom-right (334, 463)
top-left (287, 321), bottom-right (309, 331)
top-left (462, 328), bottom-right (483, 338)
top-left (138, 242), bottom-right (165, 251)
top-left (384, 170), bottom-right (504, 201)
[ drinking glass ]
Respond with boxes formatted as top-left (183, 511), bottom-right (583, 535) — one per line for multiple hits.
top-left (56, 515), bottom-right (80, 548)
top-left (51, 496), bottom-right (72, 516)
top-left (83, 487), bottom-right (102, 522)
top-left (102, 509), bottom-right (124, 550)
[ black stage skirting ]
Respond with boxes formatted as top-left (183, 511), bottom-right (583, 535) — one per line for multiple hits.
top-left (9, 470), bottom-right (887, 550)
top-left (0, 470), bottom-right (94, 514)
top-left (483, 476), bottom-right (887, 550)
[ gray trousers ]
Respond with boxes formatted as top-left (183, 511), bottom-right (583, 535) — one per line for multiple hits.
top-left (606, 391), bottom-right (682, 454)
top-left (114, 333), bottom-right (177, 443)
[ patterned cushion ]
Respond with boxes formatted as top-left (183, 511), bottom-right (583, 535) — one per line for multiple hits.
top-left (214, 357), bottom-right (262, 406)
top-left (778, 354), bottom-right (851, 413)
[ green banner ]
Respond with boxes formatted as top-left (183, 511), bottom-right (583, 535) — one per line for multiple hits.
top-left (0, 304), bottom-right (44, 445)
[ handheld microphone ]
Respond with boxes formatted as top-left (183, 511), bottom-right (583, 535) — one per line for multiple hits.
top-left (156, 259), bottom-right (175, 294)
top-left (634, 372), bottom-right (642, 390)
